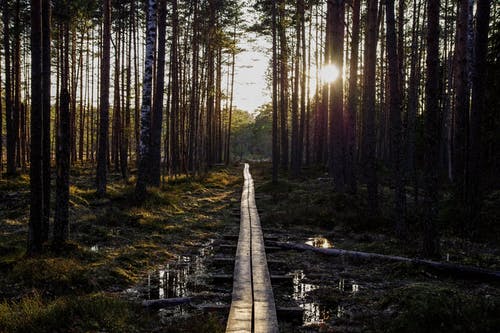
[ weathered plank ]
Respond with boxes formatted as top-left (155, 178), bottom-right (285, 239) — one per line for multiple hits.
top-left (226, 164), bottom-right (279, 333)
top-left (226, 164), bottom-right (253, 333)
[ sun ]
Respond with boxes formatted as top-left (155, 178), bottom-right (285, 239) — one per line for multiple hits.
top-left (319, 64), bottom-right (340, 84)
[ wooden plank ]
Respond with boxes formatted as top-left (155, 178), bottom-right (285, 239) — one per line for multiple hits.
top-left (249, 172), bottom-right (279, 333)
top-left (226, 164), bottom-right (253, 333)
top-left (226, 164), bottom-right (278, 333)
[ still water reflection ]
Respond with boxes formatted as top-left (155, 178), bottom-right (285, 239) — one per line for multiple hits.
top-left (305, 237), bottom-right (333, 248)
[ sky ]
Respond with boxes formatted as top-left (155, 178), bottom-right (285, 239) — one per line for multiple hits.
top-left (231, 5), bottom-right (272, 114)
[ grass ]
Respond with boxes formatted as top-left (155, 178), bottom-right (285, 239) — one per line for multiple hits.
top-left (0, 165), bottom-right (242, 332)
top-left (0, 292), bottom-right (141, 333)
top-left (379, 283), bottom-right (500, 332)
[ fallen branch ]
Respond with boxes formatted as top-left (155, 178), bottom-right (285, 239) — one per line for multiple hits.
top-left (142, 297), bottom-right (193, 310)
top-left (275, 242), bottom-right (500, 282)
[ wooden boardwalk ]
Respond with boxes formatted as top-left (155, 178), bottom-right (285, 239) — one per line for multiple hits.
top-left (226, 164), bottom-right (279, 333)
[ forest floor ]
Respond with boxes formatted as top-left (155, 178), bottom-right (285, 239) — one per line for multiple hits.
top-left (0, 162), bottom-right (499, 332)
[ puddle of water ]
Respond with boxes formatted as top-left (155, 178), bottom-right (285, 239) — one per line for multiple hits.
top-left (292, 270), bottom-right (331, 326)
top-left (146, 239), bottom-right (214, 300)
top-left (338, 278), bottom-right (360, 294)
top-left (291, 272), bottom-right (361, 326)
top-left (305, 237), bottom-right (333, 248)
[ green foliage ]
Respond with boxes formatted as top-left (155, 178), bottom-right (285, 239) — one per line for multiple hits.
top-left (379, 283), bottom-right (500, 333)
top-left (230, 104), bottom-right (272, 161)
top-left (0, 292), bottom-right (139, 333)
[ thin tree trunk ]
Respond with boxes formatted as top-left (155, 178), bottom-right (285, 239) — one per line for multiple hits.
top-left (423, 0), bottom-right (441, 258)
top-left (453, 0), bottom-right (470, 200)
top-left (278, 0), bottom-right (289, 170)
top-left (28, 0), bottom-right (44, 255)
top-left (329, 0), bottom-right (345, 192)
top-left (272, 0), bottom-right (279, 184)
top-left (291, 0), bottom-right (301, 178)
top-left (41, 0), bottom-right (51, 242)
top-left (345, 0), bottom-right (360, 194)
top-left (96, 0), bottom-right (111, 196)
top-left (362, 0), bottom-right (379, 214)
top-left (466, 0), bottom-right (491, 231)
top-left (2, 1), bottom-right (14, 174)
top-left (54, 24), bottom-right (70, 248)
top-left (386, 0), bottom-right (407, 238)
top-left (150, 0), bottom-right (167, 186)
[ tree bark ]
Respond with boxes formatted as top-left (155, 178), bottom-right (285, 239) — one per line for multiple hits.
top-left (272, 0), bottom-right (279, 184)
top-left (361, 0), bottom-right (379, 214)
top-left (96, 0), bottom-right (111, 196)
top-left (278, 0), bottom-right (289, 170)
top-left (329, 0), bottom-right (345, 192)
top-left (345, 0), bottom-right (360, 194)
top-left (275, 242), bottom-right (500, 282)
top-left (41, 0), bottom-right (51, 242)
top-left (150, 0), bottom-right (167, 186)
top-left (28, 0), bottom-right (44, 255)
top-left (3, 1), bottom-right (15, 175)
top-left (135, 0), bottom-right (157, 199)
top-left (466, 0), bottom-right (491, 231)
top-left (423, 0), bottom-right (441, 258)
top-left (386, 0), bottom-right (406, 238)
top-left (54, 24), bottom-right (70, 248)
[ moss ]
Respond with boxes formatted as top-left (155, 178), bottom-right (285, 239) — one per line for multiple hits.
top-left (160, 313), bottom-right (225, 333)
top-left (0, 292), bottom-right (141, 333)
top-left (379, 283), bottom-right (500, 332)
top-left (10, 257), bottom-right (95, 294)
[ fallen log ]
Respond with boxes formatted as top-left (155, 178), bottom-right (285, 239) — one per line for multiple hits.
top-left (275, 242), bottom-right (500, 282)
top-left (142, 297), bottom-right (193, 310)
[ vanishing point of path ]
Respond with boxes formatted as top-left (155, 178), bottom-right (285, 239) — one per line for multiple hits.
top-left (226, 163), bottom-right (279, 333)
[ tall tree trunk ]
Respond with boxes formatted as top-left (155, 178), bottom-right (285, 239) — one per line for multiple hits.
top-left (361, 0), bottom-right (379, 214)
top-left (170, 0), bottom-right (180, 173)
top-left (386, 0), bottom-right (406, 238)
top-left (291, 1), bottom-right (301, 177)
top-left (329, 0), bottom-right (345, 192)
top-left (28, 0), bottom-right (44, 255)
top-left (423, 0), bottom-right (441, 258)
top-left (150, 0), bottom-right (167, 186)
top-left (41, 0), bottom-right (51, 242)
top-left (121, 15), bottom-right (133, 180)
top-left (466, 0), bottom-right (491, 231)
top-left (188, 0), bottom-right (198, 172)
top-left (135, 0), bottom-right (157, 198)
top-left (0, 36), bottom-right (2, 174)
top-left (112, 27), bottom-right (121, 172)
top-left (453, 0), bottom-right (470, 200)
top-left (3, 1), bottom-right (15, 175)
top-left (299, 0), bottom-right (306, 169)
top-left (96, 0), bottom-right (111, 196)
top-left (54, 24), bottom-right (70, 248)
top-left (226, 18), bottom-right (237, 166)
top-left (345, 0), bottom-right (360, 194)
top-left (278, 0), bottom-right (289, 170)
top-left (271, 0), bottom-right (279, 184)
top-left (13, 0), bottom-right (21, 169)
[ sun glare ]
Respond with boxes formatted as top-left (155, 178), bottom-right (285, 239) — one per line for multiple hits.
top-left (320, 64), bottom-right (340, 84)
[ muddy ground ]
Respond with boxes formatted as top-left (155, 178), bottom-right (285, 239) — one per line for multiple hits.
top-left (0, 163), bottom-right (499, 332)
